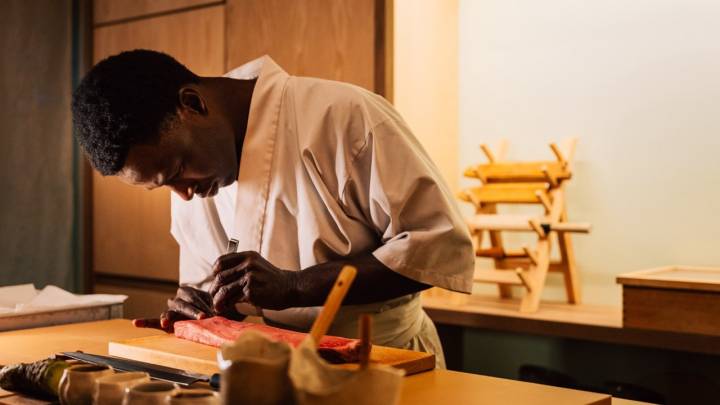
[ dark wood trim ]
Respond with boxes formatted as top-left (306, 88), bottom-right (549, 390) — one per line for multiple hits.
top-left (72, 0), bottom-right (95, 294)
top-left (374, 0), bottom-right (393, 101)
top-left (94, 272), bottom-right (179, 292)
top-left (82, 163), bottom-right (93, 293)
top-left (94, 0), bottom-right (225, 28)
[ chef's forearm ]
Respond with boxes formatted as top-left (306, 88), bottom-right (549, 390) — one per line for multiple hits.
top-left (288, 253), bottom-right (430, 307)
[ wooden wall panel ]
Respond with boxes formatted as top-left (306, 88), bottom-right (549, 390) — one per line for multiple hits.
top-left (93, 0), bottom-right (221, 25)
top-left (226, 0), bottom-right (378, 93)
top-left (92, 5), bottom-right (225, 281)
top-left (95, 282), bottom-right (176, 319)
top-left (93, 5), bottom-right (225, 74)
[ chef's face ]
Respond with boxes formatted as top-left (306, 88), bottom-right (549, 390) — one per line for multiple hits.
top-left (117, 87), bottom-right (238, 201)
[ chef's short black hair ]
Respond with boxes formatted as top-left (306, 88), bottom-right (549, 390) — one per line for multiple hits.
top-left (72, 49), bottom-right (199, 175)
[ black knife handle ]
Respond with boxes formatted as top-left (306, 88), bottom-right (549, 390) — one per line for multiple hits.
top-left (210, 373), bottom-right (220, 389)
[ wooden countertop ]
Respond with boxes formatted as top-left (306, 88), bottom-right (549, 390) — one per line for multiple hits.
top-left (422, 288), bottom-right (720, 356)
top-left (0, 319), bottom-right (618, 405)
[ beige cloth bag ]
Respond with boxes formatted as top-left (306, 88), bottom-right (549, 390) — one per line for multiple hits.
top-left (217, 330), bottom-right (294, 405)
top-left (218, 331), bottom-right (405, 405)
top-left (288, 338), bottom-right (405, 405)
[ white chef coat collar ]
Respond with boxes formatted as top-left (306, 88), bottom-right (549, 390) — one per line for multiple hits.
top-left (226, 55), bottom-right (290, 252)
top-left (223, 55), bottom-right (266, 80)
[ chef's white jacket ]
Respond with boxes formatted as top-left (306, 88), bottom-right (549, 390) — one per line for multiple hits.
top-left (170, 56), bottom-right (474, 366)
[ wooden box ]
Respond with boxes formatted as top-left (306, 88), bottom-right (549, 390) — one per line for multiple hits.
top-left (617, 266), bottom-right (720, 336)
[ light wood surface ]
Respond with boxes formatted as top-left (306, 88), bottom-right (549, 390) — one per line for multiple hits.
top-left (226, 0), bottom-right (380, 93)
top-left (617, 266), bottom-right (720, 292)
top-left (93, 0), bottom-right (221, 24)
top-left (423, 289), bottom-right (621, 328)
top-left (0, 320), bottom-right (615, 405)
top-left (91, 5), bottom-right (225, 282)
top-left (0, 319), bottom-right (163, 365)
top-left (401, 369), bottom-right (610, 405)
top-left (109, 333), bottom-right (435, 376)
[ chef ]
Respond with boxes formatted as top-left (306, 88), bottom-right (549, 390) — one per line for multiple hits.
top-left (72, 50), bottom-right (474, 368)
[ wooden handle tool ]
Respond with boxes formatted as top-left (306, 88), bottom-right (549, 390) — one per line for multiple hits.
top-left (358, 314), bottom-right (372, 369)
top-left (309, 265), bottom-right (357, 346)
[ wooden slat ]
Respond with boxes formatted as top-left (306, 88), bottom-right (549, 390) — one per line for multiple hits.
top-left (465, 161), bottom-right (571, 183)
top-left (93, 0), bottom-right (221, 25)
top-left (226, 0), bottom-right (379, 93)
top-left (497, 258), bottom-right (567, 273)
top-left (473, 269), bottom-right (523, 286)
top-left (476, 248), bottom-right (527, 259)
top-left (463, 183), bottom-right (549, 204)
top-left (92, 6), bottom-right (225, 282)
top-left (467, 214), bottom-right (592, 233)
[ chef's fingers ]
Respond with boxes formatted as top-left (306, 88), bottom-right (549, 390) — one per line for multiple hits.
top-left (167, 298), bottom-right (207, 321)
top-left (211, 251), bottom-right (259, 274)
top-left (212, 278), bottom-right (247, 313)
top-left (160, 310), bottom-right (187, 332)
top-left (132, 318), bottom-right (162, 329)
top-left (208, 267), bottom-right (248, 297)
top-left (177, 286), bottom-right (213, 314)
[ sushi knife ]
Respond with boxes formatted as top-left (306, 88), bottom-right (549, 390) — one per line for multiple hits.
top-left (61, 352), bottom-right (220, 388)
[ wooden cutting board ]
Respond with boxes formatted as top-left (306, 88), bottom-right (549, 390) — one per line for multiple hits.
top-left (108, 334), bottom-right (435, 376)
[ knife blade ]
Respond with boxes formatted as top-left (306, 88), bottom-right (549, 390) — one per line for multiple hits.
top-left (61, 352), bottom-right (219, 388)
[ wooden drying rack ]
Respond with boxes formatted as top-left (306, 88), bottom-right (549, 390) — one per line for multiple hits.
top-left (458, 138), bottom-right (590, 312)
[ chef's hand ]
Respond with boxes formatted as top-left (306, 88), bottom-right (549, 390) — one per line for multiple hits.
top-left (209, 251), bottom-right (298, 312)
top-left (133, 286), bottom-right (214, 332)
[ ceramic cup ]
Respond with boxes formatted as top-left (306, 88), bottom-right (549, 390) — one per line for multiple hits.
top-left (169, 388), bottom-right (220, 405)
top-left (122, 381), bottom-right (178, 405)
top-left (94, 371), bottom-right (150, 405)
top-left (58, 364), bottom-right (114, 405)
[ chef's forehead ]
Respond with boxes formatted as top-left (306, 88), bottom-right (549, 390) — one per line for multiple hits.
top-left (118, 143), bottom-right (173, 184)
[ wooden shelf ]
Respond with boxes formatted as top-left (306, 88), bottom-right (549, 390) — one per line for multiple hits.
top-left (617, 266), bottom-right (720, 292)
top-left (421, 289), bottom-right (720, 356)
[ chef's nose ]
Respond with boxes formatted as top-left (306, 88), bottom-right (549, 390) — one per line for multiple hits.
top-left (170, 184), bottom-right (195, 201)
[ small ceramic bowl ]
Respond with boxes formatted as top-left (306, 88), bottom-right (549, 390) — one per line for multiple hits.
top-left (94, 371), bottom-right (150, 405)
top-left (169, 388), bottom-right (220, 404)
top-left (122, 380), bottom-right (178, 405)
top-left (58, 364), bottom-right (114, 405)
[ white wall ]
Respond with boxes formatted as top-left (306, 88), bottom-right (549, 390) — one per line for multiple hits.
top-left (459, 0), bottom-right (720, 305)
top-left (394, 0), bottom-right (459, 191)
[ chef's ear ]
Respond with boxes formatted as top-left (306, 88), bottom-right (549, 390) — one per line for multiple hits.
top-left (178, 87), bottom-right (208, 115)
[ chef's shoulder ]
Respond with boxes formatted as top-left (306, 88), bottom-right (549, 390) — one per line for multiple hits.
top-left (288, 76), bottom-right (400, 151)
